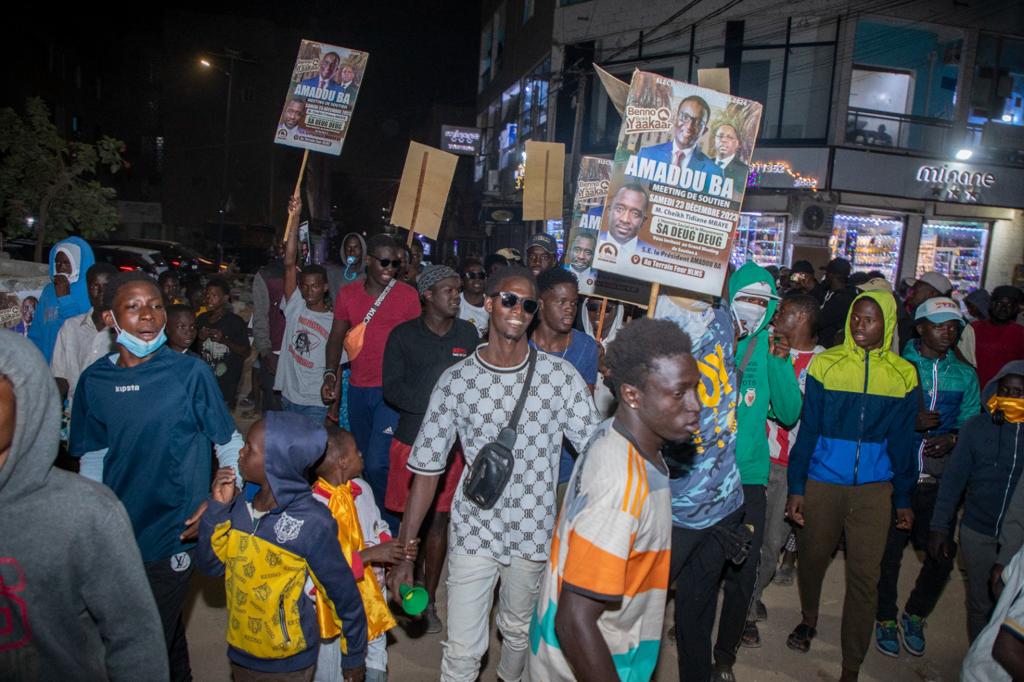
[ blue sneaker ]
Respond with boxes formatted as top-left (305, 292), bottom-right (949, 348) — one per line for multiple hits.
top-left (874, 620), bottom-right (900, 657)
top-left (900, 613), bottom-right (926, 656)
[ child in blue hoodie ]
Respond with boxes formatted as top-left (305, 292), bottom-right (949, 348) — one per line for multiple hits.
top-left (199, 412), bottom-right (368, 680)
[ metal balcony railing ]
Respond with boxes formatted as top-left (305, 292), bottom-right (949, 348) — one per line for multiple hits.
top-left (845, 107), bottom-right (983, 155)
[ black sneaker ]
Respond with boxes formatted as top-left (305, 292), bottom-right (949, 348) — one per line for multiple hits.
top-left (741, 621), bottom-right (761, 648)
top-left (423, 605), bottom-right (443, 634)
top-left (711, 662), bottom-right (737, 682)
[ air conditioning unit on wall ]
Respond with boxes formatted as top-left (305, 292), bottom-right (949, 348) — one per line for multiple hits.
top-left (789, 194), bottom-right (837, 237)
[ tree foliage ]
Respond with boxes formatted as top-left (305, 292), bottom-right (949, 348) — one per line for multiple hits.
top-left (0, 97), bottom-right (125, 261)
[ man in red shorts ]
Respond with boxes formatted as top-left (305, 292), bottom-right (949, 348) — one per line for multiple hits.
top-left (382, 264), bottom-right (480, 633)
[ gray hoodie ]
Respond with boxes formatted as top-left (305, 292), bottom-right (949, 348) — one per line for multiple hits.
top-left (0, 333), bottom-right (168, 680)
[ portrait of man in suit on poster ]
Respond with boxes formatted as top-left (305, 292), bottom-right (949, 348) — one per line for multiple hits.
top-left (636, 95), bottom-right (723, 178)
top-left (334, 63), bottom-right (360, 99)
top-left (299, 51), bottom-right (343, 93)
top-left (712, 123), bottom-right (750, 188)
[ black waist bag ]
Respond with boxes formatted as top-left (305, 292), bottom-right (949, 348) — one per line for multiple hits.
top-left (462, 348), bottom-right (537, 510)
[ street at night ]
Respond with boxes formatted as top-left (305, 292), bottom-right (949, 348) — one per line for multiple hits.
top-left (2, 1), bottom-right (1023, 681)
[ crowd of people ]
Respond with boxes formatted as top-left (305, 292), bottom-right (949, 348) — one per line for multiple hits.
top-left (3, 207), bottom-right (1024, 682)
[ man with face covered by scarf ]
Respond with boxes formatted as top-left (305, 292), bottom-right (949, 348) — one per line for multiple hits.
top-left (711, 262), bottom-right (803, 681)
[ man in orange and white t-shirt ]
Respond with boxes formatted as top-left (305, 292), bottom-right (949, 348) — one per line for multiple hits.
top-left (745, 293), bottom-right (825, 646)
top-left (528, 319), bottom-right (702, 682)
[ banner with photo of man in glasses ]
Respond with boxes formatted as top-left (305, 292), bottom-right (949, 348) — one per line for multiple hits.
top-left (593, 70), bottom-right (762, 297)
top-left (275, 39), bottom-right (368, 156)
top-left (565, 156), bottom-right (651, 306)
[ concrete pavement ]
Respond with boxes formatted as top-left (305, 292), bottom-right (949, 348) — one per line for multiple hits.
top-left (184, 544), bottom-right (970, 681)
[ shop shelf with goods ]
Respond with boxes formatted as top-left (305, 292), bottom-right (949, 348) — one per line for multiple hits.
top-left (731, 213), bottom-right (786, 269)
top-left (830, 213), bottom-right (904, 284)
top-left (916, 223), bottom-right (988, 294)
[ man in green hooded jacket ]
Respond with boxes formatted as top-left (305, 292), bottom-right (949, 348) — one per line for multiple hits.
top-left (712, 261), bottom-right (803, 681)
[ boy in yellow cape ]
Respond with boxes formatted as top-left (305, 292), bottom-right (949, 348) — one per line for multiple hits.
top-left (310, 426), bottom-right (418, 681)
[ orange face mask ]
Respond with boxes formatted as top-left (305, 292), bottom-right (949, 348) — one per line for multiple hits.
top-left (987, 395), bottom-right (1024, 424)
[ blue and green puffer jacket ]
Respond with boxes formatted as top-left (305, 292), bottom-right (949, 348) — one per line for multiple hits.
top-left (787, 290), bottom-right (922, 508)
top-left (902, 339), bottom-right (981, 479)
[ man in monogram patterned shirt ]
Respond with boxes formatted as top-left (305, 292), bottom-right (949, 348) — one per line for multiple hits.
top-left (389, 266), bottom-right (600, 682)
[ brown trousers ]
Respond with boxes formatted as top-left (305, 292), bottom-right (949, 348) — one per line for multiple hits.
top-left (230, 664), bottom-right (315, 682)
top-left (797, 479), bottom-right (892, 674)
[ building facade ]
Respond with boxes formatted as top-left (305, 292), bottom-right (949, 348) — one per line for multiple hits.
top-left (475, 0), bottom-right (1024, 290)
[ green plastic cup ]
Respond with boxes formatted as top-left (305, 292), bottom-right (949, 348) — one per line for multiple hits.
top-left (399, 583), bottom-right (429, 616)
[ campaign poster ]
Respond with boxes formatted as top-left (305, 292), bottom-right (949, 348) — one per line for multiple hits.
top-left (0, 289), bottom-right (41, 334)
top-left (275, 40), bottom-right (368, 156)
top-left (565, 157), bottom-right (651, 306)
top-left (592, 70), bottom-right (762, 297)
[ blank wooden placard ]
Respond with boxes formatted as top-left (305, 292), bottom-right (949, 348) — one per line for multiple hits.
top-left (522, 140), bottom-right (565, 220)
top-left (391, 141), bottom-right (458, 240)
top-left (698, 68), bottom-right (731, 95)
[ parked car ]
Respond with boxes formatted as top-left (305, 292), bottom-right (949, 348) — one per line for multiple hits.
top-left (93, 244), bottom-right (168, 276)
top-left (98, 239), bottom-right (223, 275)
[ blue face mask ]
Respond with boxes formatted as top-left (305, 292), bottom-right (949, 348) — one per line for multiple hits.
top-left (113, 316), bottom-right (167, 358)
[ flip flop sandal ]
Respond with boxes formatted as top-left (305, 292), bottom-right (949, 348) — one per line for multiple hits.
top-left (786, 623), bottom-right (817, 653)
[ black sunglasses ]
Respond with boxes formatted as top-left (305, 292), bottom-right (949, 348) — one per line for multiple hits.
top-left (463, 271), bottom-right (487, 280)
top-left (492, 291), bottom-right (539, 315)
top-left (373, 257), bottom-right (402, 269)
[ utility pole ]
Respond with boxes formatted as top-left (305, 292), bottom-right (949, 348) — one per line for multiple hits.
top-left (567, 67), bottom-right (588, 211)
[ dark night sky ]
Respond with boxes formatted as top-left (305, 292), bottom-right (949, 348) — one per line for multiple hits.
top-left (2, 1), bottom-right (479, 188)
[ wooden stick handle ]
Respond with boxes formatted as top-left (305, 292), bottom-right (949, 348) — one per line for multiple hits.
top-left (646, 283), bottom-right (661, 318)
top-left (293, 149), bottom-right (310, 197)
top-left (595, 297), bottom-right (608, 340)
top-left (283, 149), bottom-right (311, 243)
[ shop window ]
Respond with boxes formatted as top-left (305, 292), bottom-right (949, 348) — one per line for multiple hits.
top-left (972, 34), bottom-right (1024, 126)
top-left (917, 222), bottom-right (989, 293)
top-left (545, 219), bottom-right (565, 260)
top-left (732, 213), bottom-right (787, 269)
top-left (830, 213), bottom-right (904, 284)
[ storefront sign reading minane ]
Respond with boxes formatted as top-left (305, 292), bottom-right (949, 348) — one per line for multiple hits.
top-left (914, 164), bottom-right (995, 202)
top-left (830, 148), bottom-right (1024, 209)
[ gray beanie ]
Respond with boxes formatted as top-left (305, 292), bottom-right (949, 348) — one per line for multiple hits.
top-left (417, 264), bottom-right (459, 294)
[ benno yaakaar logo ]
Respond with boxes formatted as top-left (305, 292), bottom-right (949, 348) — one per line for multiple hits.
top-left (575, 179), bottom-right (610, 201)
top-left (624, 105), bottom-right (672, 135)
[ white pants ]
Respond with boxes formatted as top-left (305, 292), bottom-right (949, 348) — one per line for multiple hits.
top-left (441, 553), bottom-right (546, 682)
top-left (315, 634), bottom-right (387, 682)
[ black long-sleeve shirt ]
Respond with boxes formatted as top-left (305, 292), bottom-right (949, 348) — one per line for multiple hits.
top-left (382, 317), bottom-right (480, 444)
top-left (816, 286), bottom-right (857, 348)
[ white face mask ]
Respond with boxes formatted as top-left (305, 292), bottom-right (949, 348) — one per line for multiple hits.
top-left (732, 300), bottom-right (767, 338)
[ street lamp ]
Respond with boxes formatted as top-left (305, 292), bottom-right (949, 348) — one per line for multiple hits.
top-left (199, 55), bottom-right (232, 265)
top-left (198, 49), bottom-right (255, 264)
